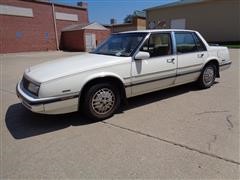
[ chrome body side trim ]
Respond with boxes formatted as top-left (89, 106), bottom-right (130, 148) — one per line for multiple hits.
top-left (125, 69), bottom-right (201, 88)
top-left (219, 62), bottom-right (232, 71)
top-left (177, 63), bottom-right (203, 70)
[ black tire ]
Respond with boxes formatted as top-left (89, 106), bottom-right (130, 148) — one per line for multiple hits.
top-left (82, 83), bottom-right (121, 121)
top-left (197, 64), bottom-right (216, 89)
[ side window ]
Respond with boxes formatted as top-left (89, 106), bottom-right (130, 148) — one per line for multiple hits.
top-left (175, 32), bottom-right (198, 53)
top-left (192, 33), bottom-right (206, 51)
top-left (141, 33), bottom-right (172, 58)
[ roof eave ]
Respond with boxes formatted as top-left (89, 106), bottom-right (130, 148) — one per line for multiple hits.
top-left (144, 0), bottom-right (206, 11)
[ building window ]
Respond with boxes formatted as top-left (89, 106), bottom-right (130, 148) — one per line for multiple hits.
top-left (16, 32), bottom-right (23, 39)
top-left (0, 5), bottom-right (33, 17)
top-left (55, 12), bottom-right (78, 21)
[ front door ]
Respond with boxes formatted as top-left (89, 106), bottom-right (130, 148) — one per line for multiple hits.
top-left (131, 33), bottom-right (177, 96)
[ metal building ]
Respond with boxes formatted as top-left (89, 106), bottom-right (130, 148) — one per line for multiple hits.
top-left (145, 0), bottom-right (240, 42)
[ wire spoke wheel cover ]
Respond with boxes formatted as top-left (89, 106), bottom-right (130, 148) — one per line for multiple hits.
top-left (203, 66), bottom-right (215, 86)
top-left (91, 88), bottom-right (115, 115)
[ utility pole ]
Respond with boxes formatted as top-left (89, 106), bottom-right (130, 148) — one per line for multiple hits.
top-left (51, 0), bottom-right (59, 50)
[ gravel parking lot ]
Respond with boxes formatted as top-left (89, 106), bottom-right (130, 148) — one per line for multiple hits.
top-left (0, 50), bottom-right (239, 179)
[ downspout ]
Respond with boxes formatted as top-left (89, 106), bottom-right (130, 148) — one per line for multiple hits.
top-left (51, 1), bottom-right (59, 50)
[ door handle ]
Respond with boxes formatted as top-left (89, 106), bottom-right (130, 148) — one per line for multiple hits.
top-left (167, 58), bottom-right (175, 63)
top-left (197, 53), bottom-right (204, 58)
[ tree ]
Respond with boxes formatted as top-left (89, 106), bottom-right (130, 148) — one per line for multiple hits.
top-left (124, 15), bottom-right (133, 23)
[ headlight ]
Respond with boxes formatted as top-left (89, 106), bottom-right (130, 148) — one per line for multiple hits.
top-left (21, 76), bottom-right (40, 96)
top-left (28, 82), bottom-right (40, 95)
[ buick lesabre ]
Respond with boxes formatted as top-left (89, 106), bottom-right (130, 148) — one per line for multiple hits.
top-left (16, 30), bottom-right (231, 120)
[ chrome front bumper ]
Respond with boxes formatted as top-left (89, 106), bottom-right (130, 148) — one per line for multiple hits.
top-left (16, 82), bottom-right (79, 114)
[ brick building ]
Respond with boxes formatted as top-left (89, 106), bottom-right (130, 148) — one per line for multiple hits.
top-left (104, 11), bottom-right (146, 33)
top-left (0, 0), bottom-right (88, 53)
top-left (61, 22), bottom-right (110, 52)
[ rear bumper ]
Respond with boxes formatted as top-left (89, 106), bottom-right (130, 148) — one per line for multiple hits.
top-left (219, 61), bottom-right (232, 71)
top-left (16, 82), bottom-right (79, 114)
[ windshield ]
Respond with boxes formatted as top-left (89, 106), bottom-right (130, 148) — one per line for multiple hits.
top-left (92, 33), bottom-right (148, 57)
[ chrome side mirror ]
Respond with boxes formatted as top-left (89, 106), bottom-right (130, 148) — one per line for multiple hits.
top-left (134, 51), bottom-right (150, 60)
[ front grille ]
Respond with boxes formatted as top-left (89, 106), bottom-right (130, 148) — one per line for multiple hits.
top-left (22, 76), bottom-right (30, 90)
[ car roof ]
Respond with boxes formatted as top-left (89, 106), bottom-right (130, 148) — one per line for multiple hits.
top-left (118, 29), bottom-right (197, 34)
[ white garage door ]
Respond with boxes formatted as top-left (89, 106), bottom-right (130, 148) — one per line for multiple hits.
top-left (85, 33), bottom-right (96, 52)
top-left (171, 19), bottom-right (186, 29)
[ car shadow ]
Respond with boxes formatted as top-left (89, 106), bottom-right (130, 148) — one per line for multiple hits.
top-left (5, 82), bottom-right (218, 139)
top-left (5, 104), bottom-right (94, 139)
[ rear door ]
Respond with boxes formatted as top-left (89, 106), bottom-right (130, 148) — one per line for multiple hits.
top-left (174, 32), bottom-right (208, 84)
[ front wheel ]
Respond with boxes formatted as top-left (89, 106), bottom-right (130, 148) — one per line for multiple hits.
top-left (82, 83), bottom-right (121, 121)
top-left (197, 64), bottom-right (216, 89)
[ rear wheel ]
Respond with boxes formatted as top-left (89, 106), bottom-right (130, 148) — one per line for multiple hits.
top-left (197, 64), bottom-right (216, 89)
top-left (82, 83), bottom-right (120, 121)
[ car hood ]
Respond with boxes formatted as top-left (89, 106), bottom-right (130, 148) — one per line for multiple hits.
top-left (24, 53), bottom-right (128, 83)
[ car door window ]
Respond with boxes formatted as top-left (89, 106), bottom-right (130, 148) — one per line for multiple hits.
top-left (141, 33), bottom-right (172, 58)
top-left (175, 32), bottom-right (199, 54)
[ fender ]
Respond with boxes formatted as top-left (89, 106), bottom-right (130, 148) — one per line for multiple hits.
top-left (81, 72), bottom-right (126, 87)
top-left (78, 71), bottom-right (130, 100)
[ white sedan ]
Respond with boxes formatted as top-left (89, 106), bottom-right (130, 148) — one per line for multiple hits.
top-left (17, 29), bottom-right (231, 120)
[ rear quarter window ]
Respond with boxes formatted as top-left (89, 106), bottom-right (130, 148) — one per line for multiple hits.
top-left (192, 33), bottom-right (207, 51)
